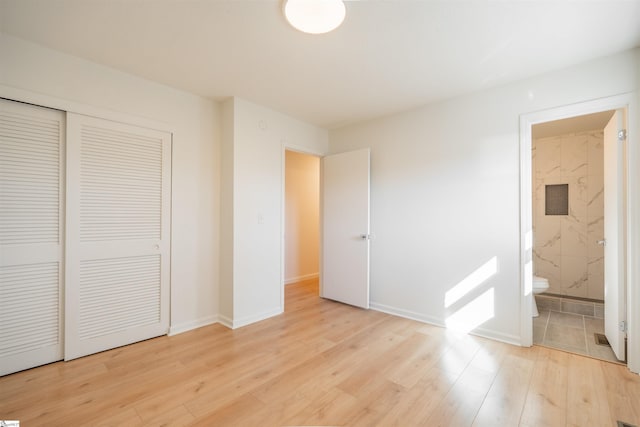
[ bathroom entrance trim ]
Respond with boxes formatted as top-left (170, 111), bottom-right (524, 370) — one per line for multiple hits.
top-left (519, 93), bottom-right (639, 374)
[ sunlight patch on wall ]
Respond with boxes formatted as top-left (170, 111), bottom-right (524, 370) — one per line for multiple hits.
top-left (445, 288), bottom-right (495, 334)
top-left (444, 257), bottom-right (498, 308)
top-left (524, 229), bottom-right (533, 297)
top-left (525, 229), bottom-right (533, 251)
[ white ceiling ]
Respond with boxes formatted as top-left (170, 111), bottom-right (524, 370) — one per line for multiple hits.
top-left (1, 0), bottom-right (639, 129)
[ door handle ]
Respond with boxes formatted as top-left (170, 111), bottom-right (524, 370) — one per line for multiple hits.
top-left (360, 234), bottom-right (370, 240)
top-left (597, 239), bottom-right (606, 246)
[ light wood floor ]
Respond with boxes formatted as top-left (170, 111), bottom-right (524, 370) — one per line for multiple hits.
top-left (2, 280), bottom-right (639, 426)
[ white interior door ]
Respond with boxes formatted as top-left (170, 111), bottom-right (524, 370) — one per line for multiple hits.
top-left (321, 148), bottom-right (370, 308)
top-left (65, 113), bottom-right (171, 361)
top-left (0, 99), bottom-right (64, 375)
top-left (603, 109), bottom-right (626, 361)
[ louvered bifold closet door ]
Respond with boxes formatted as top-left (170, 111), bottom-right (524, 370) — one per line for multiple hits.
top-left (65, 113), bottom-right (171, 360)
top-left (0, 99), bottom-right (64, 376)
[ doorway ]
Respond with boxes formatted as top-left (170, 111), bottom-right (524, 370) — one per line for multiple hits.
top-left (530, 110), bottom-right (622, 363)
top-left (519, 93), bottom-right (638, 373)
top-left (284, 149), bottom-right (321, 308)
top-left (282, 147), bottom-right (372, 312)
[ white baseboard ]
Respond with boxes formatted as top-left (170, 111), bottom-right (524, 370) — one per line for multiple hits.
top-left (471, 326), bottom-right (522, 346)
top-left (170, 307), bottom-right (284, 333)
top-left (370, 301), bottom-right (443, 327)
top-left (370, 301), bottom-right (521, 346)
top-left (231, 307), bottom-right (283, 329)
top-left (284, 272), bottom-right (319, 285)
top-left (218, 314), bottom-right (233, 329)
top-left (168, 314), bottom-right (219, 336)
top-left (167, 302), bottom-right (520, 345)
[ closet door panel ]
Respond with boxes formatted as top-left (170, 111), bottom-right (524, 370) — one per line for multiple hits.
top-left (65, 113), bottom-right (170, 361)
top-left (0, 99), bottom-right (64, 376)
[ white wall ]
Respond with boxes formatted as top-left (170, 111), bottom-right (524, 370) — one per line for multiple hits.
top-left (285, 150), bottom-right (320, 283)
top-left (0, 33), bottom-right (221, 334)
top-left (329, 48), bottom-right (640, 344)
top-left (221, 97), bottom-right (328, 327)
top-left (2, 31), bottom-right (638, 356)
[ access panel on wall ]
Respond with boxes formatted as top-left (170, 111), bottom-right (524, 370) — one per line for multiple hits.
top-left (65, 113), bottom-right (171, 360)
top-left (0, 99), bottom-right (65, 376)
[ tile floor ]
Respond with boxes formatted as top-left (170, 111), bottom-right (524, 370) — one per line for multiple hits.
top-left (533, 309), bottom-right (623, 364)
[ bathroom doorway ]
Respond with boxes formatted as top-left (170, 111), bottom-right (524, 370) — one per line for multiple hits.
top-left (283, 149), bottom-right (321, 307)
top-left (520, 93), bottom-right (640, 373)
top-left (530, 110), bottom-right (626, 363)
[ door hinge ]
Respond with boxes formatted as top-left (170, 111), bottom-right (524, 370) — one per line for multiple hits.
top-left (619, 320), bottom-right (628, 333)
top-left (618, 129), bottom-right (627, 141)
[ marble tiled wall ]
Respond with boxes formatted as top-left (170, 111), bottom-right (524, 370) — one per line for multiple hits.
top-left (533, 129), bottom-right (604, 300)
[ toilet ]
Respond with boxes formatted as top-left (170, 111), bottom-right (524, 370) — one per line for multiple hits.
top-left (532, 276), bottom-right (549, 317)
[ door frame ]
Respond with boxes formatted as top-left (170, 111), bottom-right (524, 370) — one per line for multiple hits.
top-left (281, 143), bottom-right (324, 311)
top-left (519, 92), bottom-right (639, 373)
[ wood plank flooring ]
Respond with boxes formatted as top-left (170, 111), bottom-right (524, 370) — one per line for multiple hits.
top-left (1, 279), bottom-right (639, 426)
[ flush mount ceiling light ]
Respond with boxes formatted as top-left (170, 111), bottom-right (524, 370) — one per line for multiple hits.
top-left (283, 0), bottom-right (346, 34)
